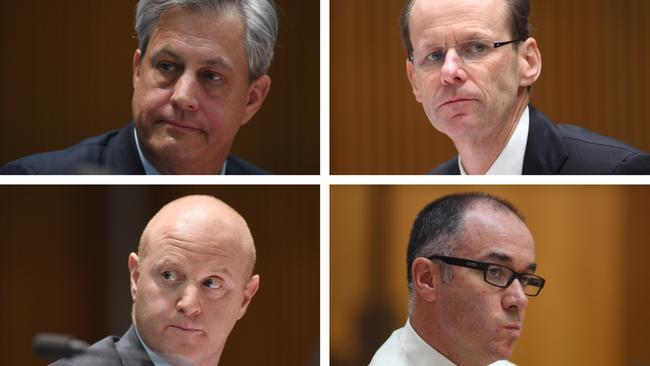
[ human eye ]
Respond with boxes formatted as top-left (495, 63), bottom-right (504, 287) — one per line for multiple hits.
top-left (202, 70), bottom-right (223, 83)
top-left (462, 41), bottom-right (490, 58)
top-left (157, 61), bottom-right (178, 74)
top-left (486, 265), bottom-right (508, 280)
top-left (161, 270), bottom-right (182, 283)
top-left (202, 277), bottom-right (224, 289)
top-left (425, 48), bottom-right (445, 63)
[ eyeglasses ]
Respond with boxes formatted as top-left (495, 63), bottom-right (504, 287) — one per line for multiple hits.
top-left (428, 255), bottom-right (545, 296)
top-left (409, 39), bottom-right (523, 70)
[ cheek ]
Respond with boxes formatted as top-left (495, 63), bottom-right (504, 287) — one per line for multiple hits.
top-left (133, 82), bottom-right (171, 120)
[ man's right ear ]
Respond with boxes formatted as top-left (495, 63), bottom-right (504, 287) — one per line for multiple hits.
top-left (128, 252), bottom-right (140, 301)
top-left (412, 257), bottom-right (438, 302)
top-left (406, 59), bottom-right (423, 103)
top-left (133, 49), bottom-right (142, 88)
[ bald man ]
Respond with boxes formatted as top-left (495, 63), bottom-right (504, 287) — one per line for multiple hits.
top-left (51, 195), bottom-right (259, 366)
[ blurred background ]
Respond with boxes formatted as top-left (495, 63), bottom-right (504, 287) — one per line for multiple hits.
top-left (331, 185), bottom-right (650, 366)
top-left (331, 0), bottom-right (650, 174)
top-left (0, 185), bottom-right (319, 365)
top-left (0, 0), bottom-right (319, 174)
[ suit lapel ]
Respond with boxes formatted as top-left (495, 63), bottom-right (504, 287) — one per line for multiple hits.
top-left (522, 106), bottom-right (569, 174)
top-left (104, 123), bottom-right (146, 174)
top-left (115, 326), bottom-right (154, 366)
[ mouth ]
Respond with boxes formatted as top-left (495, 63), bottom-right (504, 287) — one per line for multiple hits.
top-left (168, 325), bottom-right (203, 333)
top-left (161, 120), bottom-right (202, 132)
top-left (437, 96), bottom-right (477, 109)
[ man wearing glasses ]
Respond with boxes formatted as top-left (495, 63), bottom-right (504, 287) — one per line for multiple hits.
top-left (369, 192), bottom-right (545, 365)
top-left (403, 0), bottom-right (650, 174)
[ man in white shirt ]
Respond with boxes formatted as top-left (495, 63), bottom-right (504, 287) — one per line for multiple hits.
top-left (402, 0), bottom-right (650, 174)
top-left (370, 192), bottom-right (546, 365)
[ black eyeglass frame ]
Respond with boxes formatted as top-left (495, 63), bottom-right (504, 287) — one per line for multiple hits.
top-left (407, 38), bottom-right (524, 62)
top-left (427, 255), bottom-right (545, 296)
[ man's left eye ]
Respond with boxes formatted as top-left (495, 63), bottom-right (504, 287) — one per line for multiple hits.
top-left (203, 277), bottom-right (224, 289)
top-left (203, 72), bottom-right (222, 82)
top-left (468, 42), bottom-right (488, 53)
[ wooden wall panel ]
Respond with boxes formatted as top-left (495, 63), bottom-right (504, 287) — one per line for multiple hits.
top-left (0, 186), bottom-right (319, 366)
top-left (331, 0), bottom-right (650, 174)
top-left (0, 1), bottom-right (319, 174)
top-left (331, 185), bottom-right (650, 366)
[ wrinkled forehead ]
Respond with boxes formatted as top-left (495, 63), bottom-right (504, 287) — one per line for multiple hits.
top-left (410, 0), bottom-right (511, 44)
top-left (455, 206), bottom-right (535, 266)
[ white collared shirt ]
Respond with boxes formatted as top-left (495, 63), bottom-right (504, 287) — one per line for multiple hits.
top-left (459, 106), bottom-right (530, 175)
top-left (369, 319), bottom-right (516, 366)
top-left (133, 127), bottom-right (227, 175)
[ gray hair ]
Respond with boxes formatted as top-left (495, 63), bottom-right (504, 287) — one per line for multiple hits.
top-left (400, 0), bottom-right (531, 59)
top-left (135, 0), bottom-right (278, 81)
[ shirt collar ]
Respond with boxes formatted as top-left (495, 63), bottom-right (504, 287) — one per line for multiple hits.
top-left (459, 106), bottom-right (530, 175)
top-left (133, 127), bottom-right (227, 175)
top-left (402, 319), bottom-right (456, 366)
top-left (134, 327), bottom-right (173, 366)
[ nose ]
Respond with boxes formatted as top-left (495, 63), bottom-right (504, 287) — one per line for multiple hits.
top-left (439, 48), bottom-right (468, 85)
top-left (502, 278), bottom-right (529, 312)
top-left (176, 284), bottom-right (202, 317)
top-left (170, 73), bottom-right (200, 112)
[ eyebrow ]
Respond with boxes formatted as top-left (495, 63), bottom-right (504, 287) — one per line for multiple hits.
top-left (152, 48), bottom-right (233, 71)
top-left (482, 251), bottom-right (537, 272)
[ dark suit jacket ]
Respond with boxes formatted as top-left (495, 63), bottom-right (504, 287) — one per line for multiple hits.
top-left (50, 326), bottom-right (153, 366)
top-left (0, 123), bottom-right (269, 175)
top-left (430, 106), bottom-right (650, 174)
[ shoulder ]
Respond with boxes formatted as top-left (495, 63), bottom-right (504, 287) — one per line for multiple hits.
top-left (556, 124), bottom-right (650, 174)
top-left (1, 125), bottom-right (143, 174)
top-left (49, 335), bottom-right (121, 366)
top-left (526, 106), bottom-right (650, 174)
top-left (226, 154), bottom-right (271, 175)
top-left (368, 328), bottom-right (409, 366)
top-left (429, 157), bottom-right (459, 175)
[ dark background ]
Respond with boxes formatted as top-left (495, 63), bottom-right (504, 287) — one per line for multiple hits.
top-left (0, 0), bottom-right (319, 174)
top-left (0, 185), bottom-right (319, 365)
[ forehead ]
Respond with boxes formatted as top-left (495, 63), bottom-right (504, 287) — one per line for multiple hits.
top-left (455, 206), bottom-right (535, 267)
top-left (147, 6), bottom-right (246, 62)
top-left (410, 0), bottom-right (510, 43)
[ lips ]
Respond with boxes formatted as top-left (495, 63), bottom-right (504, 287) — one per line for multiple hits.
top-left (162, 120), bottom-right (202, 132)
top-left (169, 324), bottom-right (202, 333)
top-left (437, 96), bottom-right (477, 109)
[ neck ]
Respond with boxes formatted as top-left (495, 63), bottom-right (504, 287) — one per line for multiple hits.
top-left (454, 95), bottom-right (529, 175)
top-left (143, 146), bottom-right (227, 175)
top-left (411, 304), bottom-right (490, 366)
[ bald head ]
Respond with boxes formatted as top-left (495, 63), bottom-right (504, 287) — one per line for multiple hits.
top-left (138, 195), bottom-right (256, 277)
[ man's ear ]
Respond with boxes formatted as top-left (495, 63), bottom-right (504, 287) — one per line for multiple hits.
top-left (133, 49), bottom-right (143, 88)
top-left (242, 75), bottom-right (271, 125)
top-left (406, 59), bottom-right (423, 103)
top-left (518, 37), bottom-right (542, 87)
top-left (237, 274), bottom-right (260, 319)
top-left (128, 252), bottom-right (140, 301)
top-left (412, 258), bottom-right (439, 302)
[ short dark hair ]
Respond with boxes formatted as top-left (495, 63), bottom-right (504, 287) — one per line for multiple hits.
top-left (406, 192), bottom-right (525, 290)
top-left (400, 0), bottom-right (531, 58)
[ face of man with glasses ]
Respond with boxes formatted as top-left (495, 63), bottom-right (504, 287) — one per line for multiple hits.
top-left (412, 204), bottom-right (541, 364)
top-left (405, 0), bottom-right (540, 145)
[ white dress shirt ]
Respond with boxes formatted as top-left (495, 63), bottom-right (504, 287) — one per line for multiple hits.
top-left (459, 106), bottom-right (530, 175)
top-left (369, 319), bottom-right (516, 366)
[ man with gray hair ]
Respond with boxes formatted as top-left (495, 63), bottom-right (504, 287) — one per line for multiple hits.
top-left (403, 0), bottom-right (650, 174)
top-left (370, 192), bottom-right (545, 365)
top-left (51, 195), bottom-right (260, 365)
top-left (2, 0), bottom-right (277, 174)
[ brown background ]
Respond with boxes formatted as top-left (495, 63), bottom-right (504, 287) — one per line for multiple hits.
top-left (0, 185), bottom-right (319, 365)
top-left (331, 185), bottom-right (650, 366)
top-left (0, 0), bottom-right (319, 174)
top-left (331, 0), bottom-right (650, 174)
